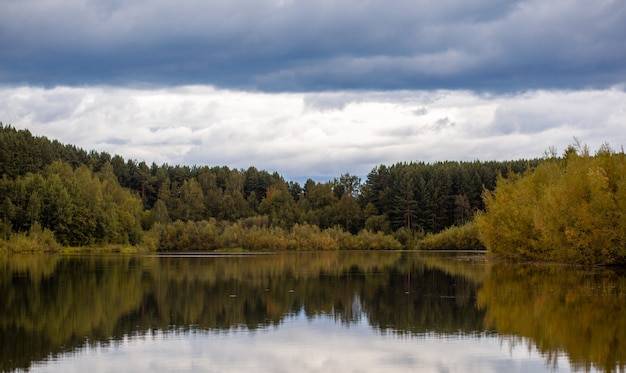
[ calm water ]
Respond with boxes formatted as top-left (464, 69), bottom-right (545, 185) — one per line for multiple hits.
top-left (1, 251), bottom-right (625, 372)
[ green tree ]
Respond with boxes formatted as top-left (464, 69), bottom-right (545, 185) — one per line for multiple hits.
top-left (299, 181), bottom-right (336, 228)
top-left (259, 183), bottom-right (299, 229)
top-left (334, 192), bottom-right (362, 234)
top-left (176, 179), bottom-right (205, 221)
top-left (150, 199), bottom-right (170, 225)
top-left (332, 173), bottom-right (361, 199)
top-left (198, 168), bottom-right (223, 218)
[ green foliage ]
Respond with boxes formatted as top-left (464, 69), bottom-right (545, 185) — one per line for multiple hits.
top-left (392, 226), bottom-right (424, 248)
top-left (298, 180), bottom-right (337, 228)
top-left (0, 159), bottom-right (143, 249)
top-left (361, 159), bottom-right (539, 233)
top-left (0, 124), bottom-right (545, 251)
top-left (176, 178), bottom-right (206, 221)
top-left (258, 182), bottom-right (299, 228)
top-left (477, 144), bottom-right (626, 264)
top-left (334, 192), bottom-right (362, 234)
top-left (364, 214), bottom-right (391, 234)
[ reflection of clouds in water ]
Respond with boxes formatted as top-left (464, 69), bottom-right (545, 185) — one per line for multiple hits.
top-left (37, 311), bottom-right (578, 373)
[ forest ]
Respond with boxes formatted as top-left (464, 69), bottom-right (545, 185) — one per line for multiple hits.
top-left (2, 123), bottom-right (625, 264)
top-left (0, 123), bottom-right (539, 253)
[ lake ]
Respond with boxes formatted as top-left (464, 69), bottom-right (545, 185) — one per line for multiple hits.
top-left (1, 251), bottom-right (624, 372)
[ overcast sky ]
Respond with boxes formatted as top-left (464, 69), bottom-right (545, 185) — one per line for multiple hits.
top-left (1, 0), bottom-right (625, 182)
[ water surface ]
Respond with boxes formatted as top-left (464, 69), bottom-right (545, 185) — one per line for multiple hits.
top-left (1, 251), bottom-right (624, 372)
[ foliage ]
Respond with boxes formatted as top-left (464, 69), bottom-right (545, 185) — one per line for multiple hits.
top-left (361, 159), bottom-right (539, 233)
top-left (0, 123), bottom-right (542, 251)
top-left (418, 221), bottom-right (483, 251)
top-left (147, 218), bottom-right (402, 251)
top-left (0, 158), bottom-right (143, 250)
top-left (476, 143), bottom-right (626, 264)
top-left (2, 222), bottom-right (61, 253)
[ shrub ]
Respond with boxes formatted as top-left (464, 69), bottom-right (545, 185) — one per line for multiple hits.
top-left (356, 229), bottom-right (402, 250)
top-left (418, 221), bottom-right (483, 251)
top-left (5, 222), bottom-right (61, 253)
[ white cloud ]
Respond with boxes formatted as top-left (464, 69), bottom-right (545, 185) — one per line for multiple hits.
top-left (1, 85), bottom-right (625, 181)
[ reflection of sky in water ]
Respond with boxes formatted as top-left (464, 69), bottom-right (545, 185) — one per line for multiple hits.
top-left (33, 310), bottom-right (585, 373)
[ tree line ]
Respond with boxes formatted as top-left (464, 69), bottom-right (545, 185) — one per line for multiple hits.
top-left (0, 123), bottom-right (540, 251)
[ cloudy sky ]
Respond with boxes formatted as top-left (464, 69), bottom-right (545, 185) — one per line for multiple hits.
top-left (1, 0), bottom-right (625, 181)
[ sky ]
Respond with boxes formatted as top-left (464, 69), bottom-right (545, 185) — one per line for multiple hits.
top-left (1, 0), bottom-right (625, 182)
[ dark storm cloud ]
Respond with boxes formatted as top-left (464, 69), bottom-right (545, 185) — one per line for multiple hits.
top-left (1, 0), bottom-right (625, 91)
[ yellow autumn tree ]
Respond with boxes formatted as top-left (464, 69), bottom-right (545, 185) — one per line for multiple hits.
top-left (476, 143), bottom-right (626, 264)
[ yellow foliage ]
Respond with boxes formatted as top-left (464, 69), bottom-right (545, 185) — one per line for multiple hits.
top-left (418, 221), bottom-right (483, 251)
top-left (476, 145), bottom-right (626, 264)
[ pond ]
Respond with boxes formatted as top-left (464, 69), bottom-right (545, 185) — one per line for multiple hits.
top-left (1, 251), bottom-right (625, 372)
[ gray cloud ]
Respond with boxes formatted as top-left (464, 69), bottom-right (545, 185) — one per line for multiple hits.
top-left (1, 0), bottom-right (624, 91)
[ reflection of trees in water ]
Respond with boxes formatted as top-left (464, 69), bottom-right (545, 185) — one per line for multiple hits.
top-left (0, 252), bottom-right (485, 371)
top-left (0, 255), bottom-right (151, 372)
top-left (477, 265), bottom-right (626, 373)
top-left (2, 253), bottom-right (625, 372)
top-left (135, 253), bottom-right (486, 335)
top-left (363, 264), bottom-right (485, 336)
